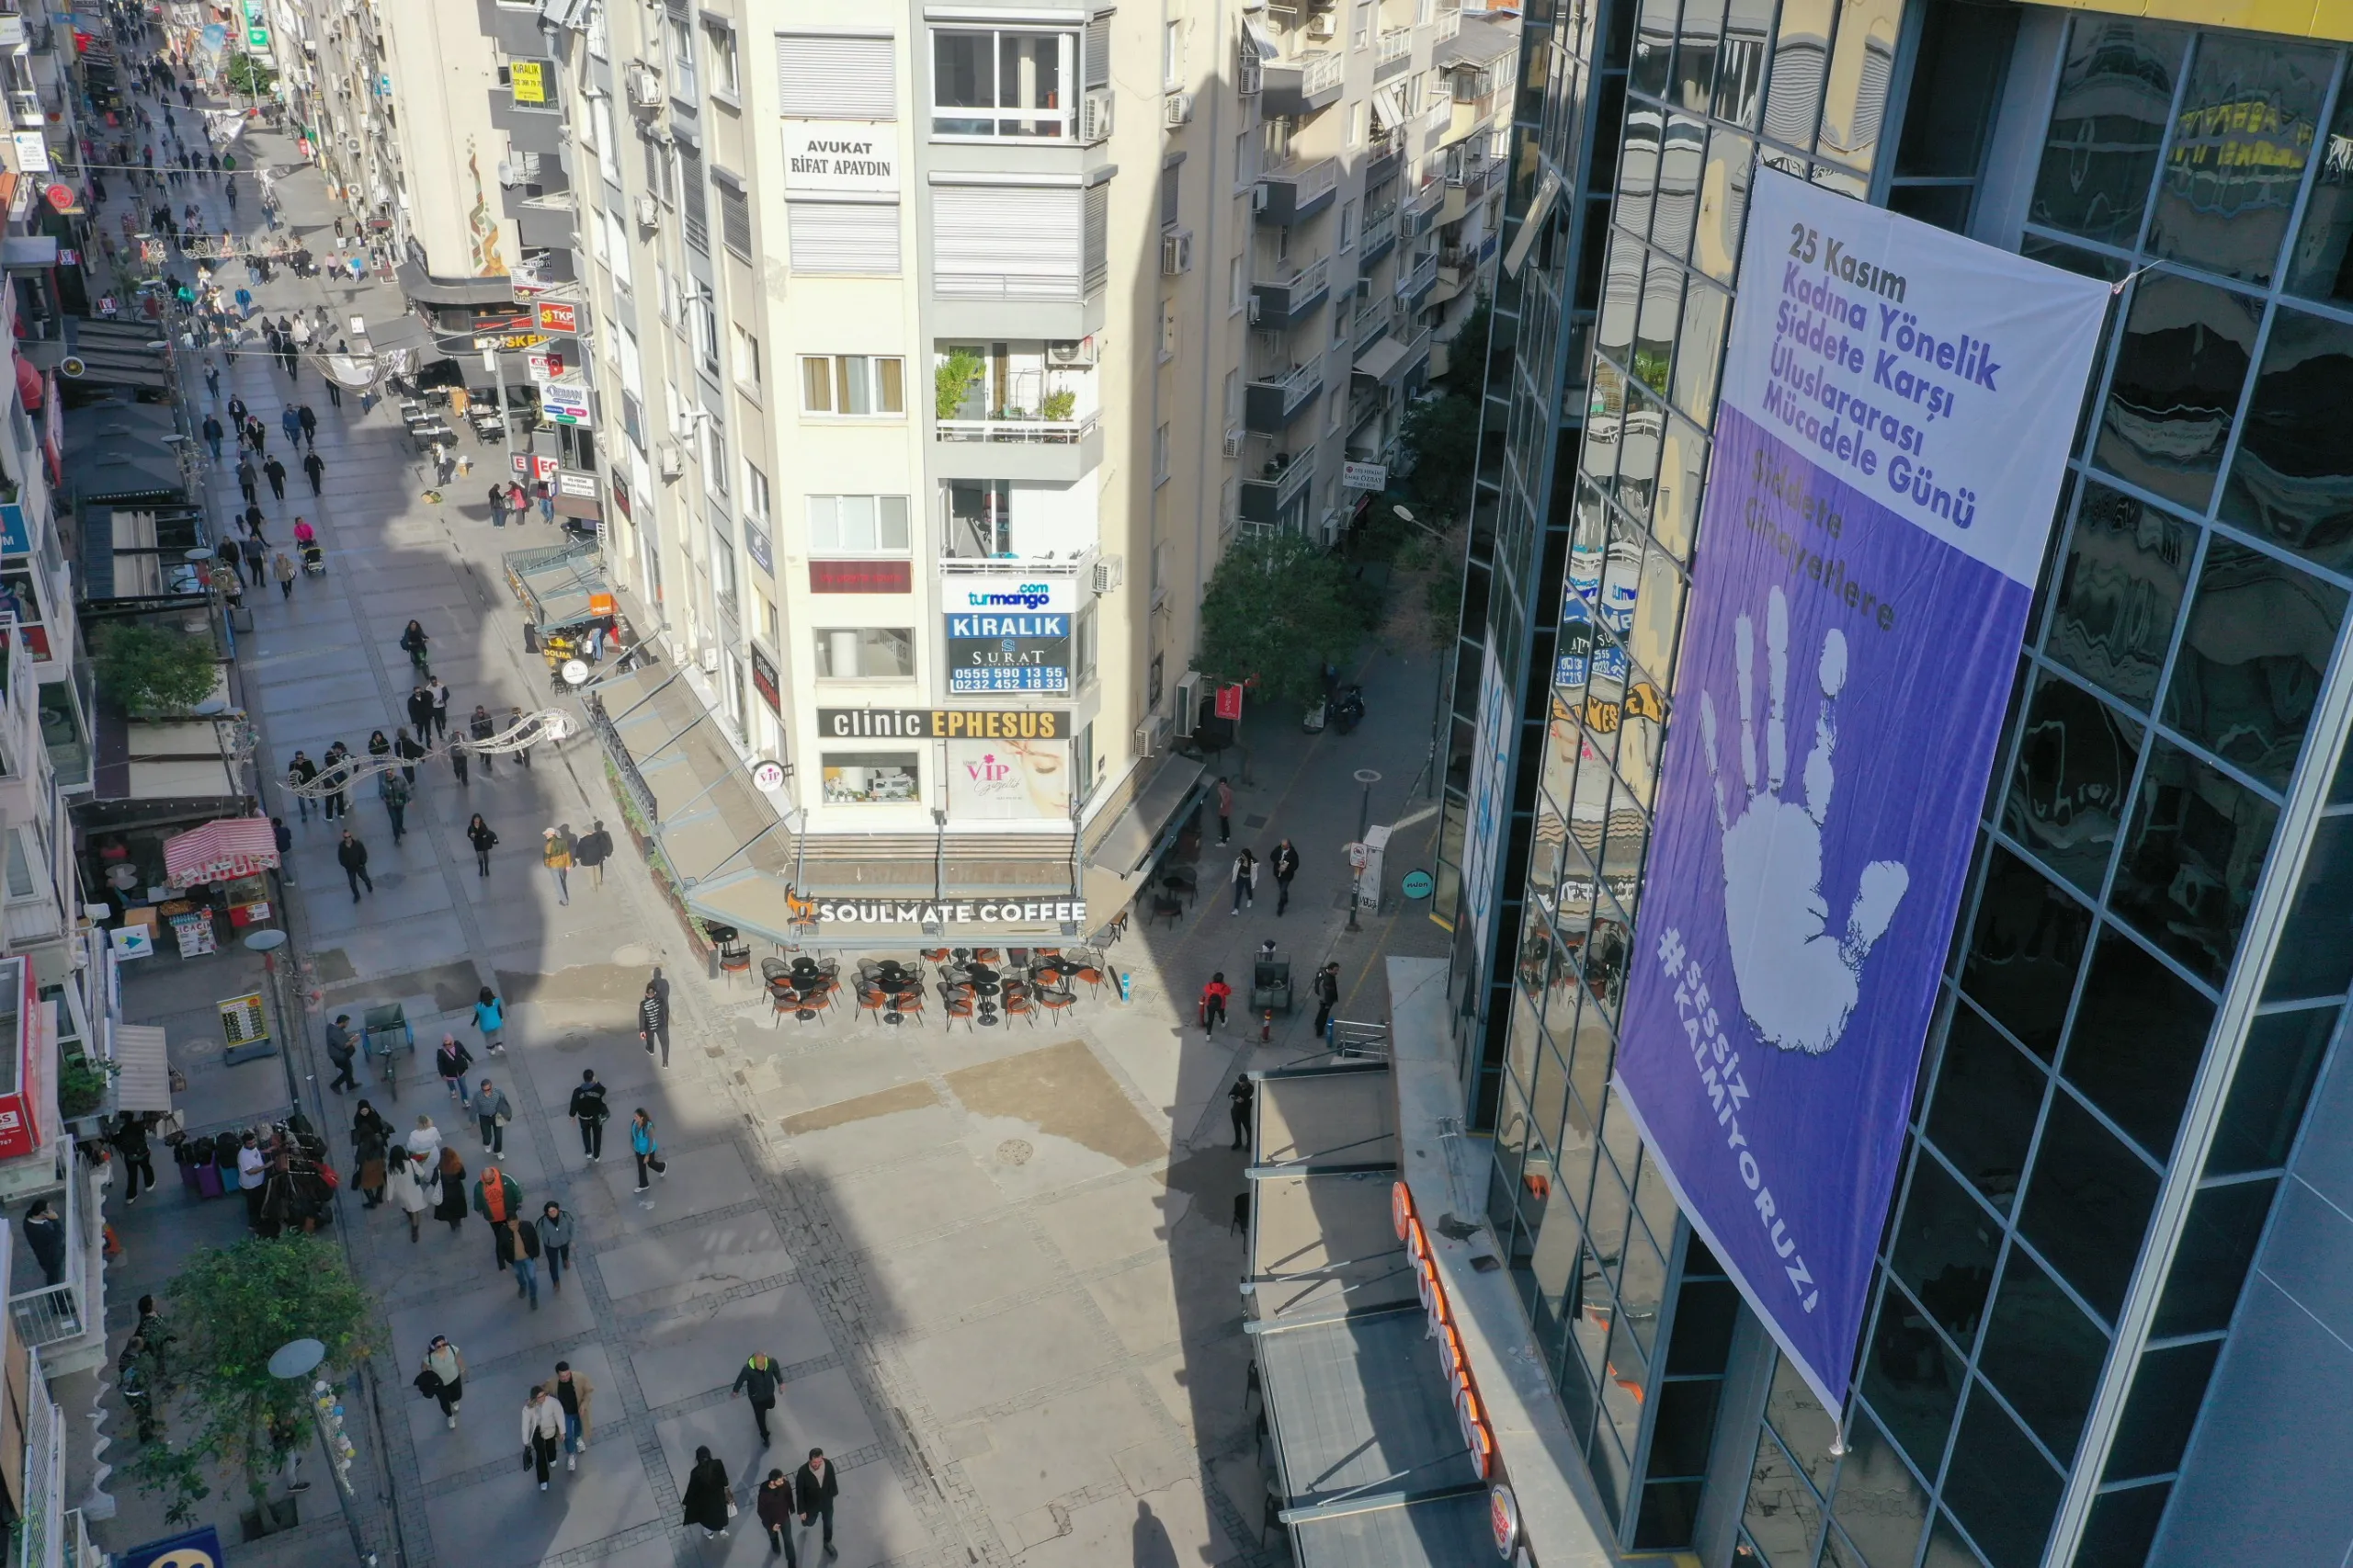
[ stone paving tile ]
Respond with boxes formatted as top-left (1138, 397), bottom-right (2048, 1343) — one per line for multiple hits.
top-left (892, 1290), bottom-right (1120, 1420)
top-left (595, 1207), bottom-right (797, 1302)
top-left (628, 1282), bottom-right (835, 1405)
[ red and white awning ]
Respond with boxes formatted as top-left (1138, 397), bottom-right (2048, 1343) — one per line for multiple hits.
top-left (163, 816), bottom-right (279, 888)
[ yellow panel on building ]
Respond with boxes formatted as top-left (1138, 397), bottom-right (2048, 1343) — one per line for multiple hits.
top-left (2031, 0), bottom-right (2353, 43)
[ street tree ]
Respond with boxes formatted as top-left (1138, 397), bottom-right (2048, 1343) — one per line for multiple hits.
top-left (1199, 531), bottom-right (1370, 711)
top-left (92, 623), bottom-right (221, 714)
top-left (126, 1235), bottom-right (372, 1528)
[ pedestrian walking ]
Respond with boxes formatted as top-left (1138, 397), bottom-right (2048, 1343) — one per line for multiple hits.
top-left (638, 983), bottom-right (670, 1064)
top-left (387, 1147), bottom-right (429, 1242)
top-left (430, 676), bottom-right (452, 740)
top-left (541, 827), bottom-right (572, 904)
top-left (110, 1114), bottom-right (157, 1201)
top-left (405, 684), bottom-right (436, 739)
top-left (336, 829), bottom-right (373, 901)
top-left (499, 1216), bottom-right (543, 1308)
top-left (509, 705), bottom-right (533, 768)
top-left (324, 1012), bottom-right (359, 1093)
top-left (1217, 777), bottom-right (1234, 845)
top-left (297, 403), bottom-right (318, 449)
top-left (250, 505), bottom-right (270, 542)
top-left (241, 535), bottom-right (269, 585)
top-left (486, 483), bottom-right (506, 528)
top-left (273, 815), bottom-right (294, 882)
top-left (470, 705), bottom-right (496, 774)
top-left (437, 1036), bottom-right (475, 1105)
top-left (521, 1384), bottom-right (563, 1486)
top-left (262, 455), bottom-right (287, 500)
top-left (473, 1161), bottom-right (520, 1256)
top-left (406, 1114), bottom-right (446, 1165)
top-left (120, 1337), bottom-right (160, 1442)
top-left (394, 725), bottom-right (425, 784)
top-left (1312, 960), bottom-right (1341, 1036)
top-left (475, 986), bottom-right (506, 1055)
top-left (451, 739), bottom-right (470, 788)
top-left (538, 483), bottom-right (555, 526)
top-left (1230, 1075), bottom-right (1255, 1149)
top-left (203, 363), bottom-right (221, 401)
top-left (538, 1202), bottom-right (574, 1292)
top-left (302, 449), bottom-right (324, 496)
top-left (569, 1069), bottom-right (609, 1159)
top-left (476, 1080), bottom-right (513, 1157)
top-left (134, 1295), bottom-right (176, 1387)
top-left (201, 412), bottom-right (223, 458)
top-left (418, 1335), bottom-right (465, 1426)
top-left (576, 820), bottom-right (611, 889)
top-left (279, 405), bottom-right (301, 449)
top-left (325, 374), bottom-right (342, 409)
top-left (759, 1470), bottom-right (799, 1562)
top-left (551, 1359), bottom-right (592, 1462)
top-left (285, 749), bottom-right (318, 821)
top-left (273, 551), bottom-right (295, 597)
top-left (235, 455), bottom-right (256, 506)
top-left (245, 415), bottom-right (267, 454)
top-left (1231, 847), bottom-right (1257, 914)
top-left (398, 619), bottom-right (429, 675)
top-left (733, 1353), bottom-right (784, 1445)
top-left (354, 1114), bottom-right (389, 1208)
top-left (1199, 971), bottom-right (1232, 1035)
top-left (435, 1148), bottom-right (470, 1233)
top-left (1271, 837), bottom-right (1301, 915)
top-left (628, 1108), bottom-right (667, 1193)
top-left (793, 1449), bottom-right (841, 1560)
top-left (380, 767), bottom-right (412, 844)
top-left (467, 813), bottom-right (498, 876)
top-left (683, 1447), bottom-right (733, 1540)
top-left (321, 744), bottom-right (352, 820)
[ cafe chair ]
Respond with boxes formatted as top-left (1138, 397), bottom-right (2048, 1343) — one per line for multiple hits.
top-left (1002, 991), bottom-right (1038, 1028)
top-left (892, 988), bottom-right (926, 1022)
top-left (1038, 988), bottom-right (1076, 1023)
top-left (939, 991), bottom-right (974, 1032)
top-left (717, 938), bottom-right (753, 983)
top-left (856, 986), bottom-right (888, 1025)
top-left (769, 988), bottom-right (801, 1028)
top-left (920, 948), bottom-right (950, 964)
top-left (1072, 962), bottom-right (1107, 1000)
top-left (760, 957), bottom-right (797, 985)
top-left (973, 948), bottom-right (1003, 966)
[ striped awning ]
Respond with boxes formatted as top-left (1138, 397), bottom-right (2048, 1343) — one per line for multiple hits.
top-left (163, 815), bottom-right (279, 888)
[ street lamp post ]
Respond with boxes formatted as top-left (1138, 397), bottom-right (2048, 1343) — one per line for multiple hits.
top-left (267, 1338), bottom-right (376, 1566)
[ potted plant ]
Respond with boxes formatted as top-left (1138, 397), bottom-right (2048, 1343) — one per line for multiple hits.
top-left (56, 1054), bottom-right (118, 1119)
top-left (1041, 389), bottom-right (1077, 423)
top-left (935, 347), bottom-right (983, 422)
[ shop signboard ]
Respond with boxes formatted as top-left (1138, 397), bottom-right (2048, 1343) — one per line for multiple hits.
top-left (808, 897), bottom-right (1086, 926)
top-left (816, 708), bottom-right (1070, 740)
top-left (1609, 168), bottom-right (2108, 1412)
top-left (941, 573), bottom-right (1076, 694)
top-left (782, 122), bottom-right (899, 196)
top-left (541, 380), bottom-right (592, 426)
top-left (536, 300), bottom-right (579, 335)
top-left (948, 736), bottom-right (1070, 820)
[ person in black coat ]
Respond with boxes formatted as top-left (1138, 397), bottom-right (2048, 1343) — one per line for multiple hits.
top-left (405, 684), bottom-right (436, 739)
top-left (336, 830), bottom-right (373, 902)
top-left (793, 1449), bottom-right (840, 1557)
top-left (682, 1446), bottom-right (733, 1539)
top-left (21, 1199), bottom-right (65, 1286)
top-left (638, 983), bottom-right (670, 1065)
top-left (574, 819), bottom-right (612, 889)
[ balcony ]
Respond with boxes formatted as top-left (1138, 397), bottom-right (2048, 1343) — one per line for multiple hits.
top-left (1437, 7), bottom-right (1462, 41)
top-left (1245, 360), bottom-right (1324, 433)
top-left (1251, 255), bottom-right (1331, 327)
top-left (9, 1142), bottom-right (99, 1368)
top-left (1240, 444), bottom-right (1316, 524)
top-left (1377, 27), bottom-right (1414, 71)
top-left (1365, 137), bottom-right (1404, 190)
top-left (1361, 207), bottom-right (1399, 266)
top-left (1263, 51), bottom-right (1344, 117)
top-left (1257, 154), bottom-right (1339, 225)
top-left (1396, 250), bottom-right (1438, 312)
top-left (6, 89), bottom-right (38, 129)
top-left (932, 344), bottom-right (1105, 483)
top-left (1434, 245), bottom-right (1472, 304)
top-left (1403, 178), bottom-right (1445, 237)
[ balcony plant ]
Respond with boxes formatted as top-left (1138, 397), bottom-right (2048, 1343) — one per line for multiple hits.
top-left (55, 1052), bottom-right (117, 1119)
top-left (935, 347), bottom-right (983, 422)
top-left (1041, 389), bottom-right (1076, 423)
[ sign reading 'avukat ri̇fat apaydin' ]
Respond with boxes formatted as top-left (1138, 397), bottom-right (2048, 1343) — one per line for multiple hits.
top-left (1611, 168), bottom-right (2108, 1413)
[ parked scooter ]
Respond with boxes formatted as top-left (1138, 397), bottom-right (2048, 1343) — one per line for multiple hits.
top-left (1331, 685), bottom-right (1366, 735)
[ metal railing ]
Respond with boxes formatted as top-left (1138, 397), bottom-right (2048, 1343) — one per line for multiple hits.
top-left (936, 410), bottom-right (1101, 445)
top-left (8, 1145), bottom-right (88, 1352)
top-left (1378, 26), bottom-right (1413, 62)
top-left (1251, 360), bottom-right (1324, 417)
top-left (63, 1507), bottom-right (100, 1568)
top-left (1327, 1018), bottom-right (1392, 1059)
top-left (1436, 8), bottom-right (1461, 41)
top-left (1256, 253), bottom-right (1329, 302)
top-left (1252, 444), bottom-right (1317, 506)
top-left (19, 1349), bottom-right (59, 1568)
top-left (1295, 50), bottom-right (1346, 97)
top-left (1396, 251), bottom-right (1438, 302)
top-left (1265, 153), bottom-right (1340, 207)
top-left (1362, 209), bottom-right (1398, 256)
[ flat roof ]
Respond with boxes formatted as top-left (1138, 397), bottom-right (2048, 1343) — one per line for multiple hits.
top-left (1257, 1306), bottom-right (1486, 1507)
top-left (1258, 1067), bottom-right (1398, 1167)
top-left (1250, 1171), bottom-right (1417, 1321)
top-left (1291, 1490), bottom-right (1496, 1567)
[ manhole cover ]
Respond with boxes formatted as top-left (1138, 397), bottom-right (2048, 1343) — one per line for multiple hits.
top-left (995, 1139), bottom-right (1034, 1166)
top-left (612, 943), bottom-right (655, 966)
top-left (552, 1031), bottom-right (595, 1053)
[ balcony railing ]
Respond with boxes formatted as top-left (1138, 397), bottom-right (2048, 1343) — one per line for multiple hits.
top-left (1245, 359), bottom-right (1325, 431)
top-left (20, 1350), bottom-right (58, 1568)
top-left (1378, 27), bottom-right (1413, 62)
top-left (936, 412), bottom-right (1100, 444)
top-left (1362, 208), bottom-right (1399, 262)
top-left (1396, 251), bottom-right (1438, 304)
top-left (6, 88), bottom-right (39, 128)
top-left (1252, 254), bottom-right (1330, 324)
top-left (9, 1143), bottom-right (90, 1352)
top-left (1296, 51), bottom-right (1346, 96)
top-left (1437, 8), bottom-right (1462, 41)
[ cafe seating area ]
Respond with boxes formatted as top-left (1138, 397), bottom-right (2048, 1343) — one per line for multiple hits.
top-left (760, 948), bottom-right (1110, 1030)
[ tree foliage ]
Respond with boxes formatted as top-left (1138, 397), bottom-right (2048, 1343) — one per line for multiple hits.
top-left (93, 623), bottom-right (220, 714)
top-left (129, 1235), bottom-right (373, 1517)
top-left (1199, 532), bottom-right (1370, 710)
top-left (1399, 391), bottom-right (1482, 517)
top-left (226, 54), bottom-right (278, 97)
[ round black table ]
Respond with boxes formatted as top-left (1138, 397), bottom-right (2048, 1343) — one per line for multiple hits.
top-left (971, 977), bottom-right (1002, 1026)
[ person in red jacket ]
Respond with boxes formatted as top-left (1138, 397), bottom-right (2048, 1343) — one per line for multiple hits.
top-left (1199, 972), bottom-right (1232, 1036)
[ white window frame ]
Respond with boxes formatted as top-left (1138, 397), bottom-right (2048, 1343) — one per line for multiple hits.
top-left (732, 322), bottom-right (762, 389)
top-left (928, 26), bottom-right (1079, 142)
top-left (800, 355), bottom-right (907, 417)
top-left (807, 494), bottom-right (915, 553)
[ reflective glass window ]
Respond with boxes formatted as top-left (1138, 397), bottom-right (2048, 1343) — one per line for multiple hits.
top-left (2029, 19), bottom-right (2188, 246)
top-left (1890, 1153), bottom-right (2001, 1348)
top-left (1654, 415), bottom-right (1708, 561)
top-left (1673, 0), bottom-right (1721, 112)
top-left (2004, 670), bottom-right (2143, 897)
top-left (2076, 1483), bottom-right (2171, 1568)
top-left (1524, 1153), bottom-right (1591, 1362)
top-left (1760, 0), bottom-right (1833, 154)
top-left (1637, 1479), bottom-right (1706, 1550)
top-left (1820, 1528), bottom-right (1867, 1568)
top-left (1619, 381), bottom-right (1667, 521)
top-left (1813, 0), bottom-right (1901, 176)
top-left (2045, 482), bottom-right (2194, 711)
top-left (1863, 1280), bottom-right (1966, 1476)
top-left (1620, 105), bottom-right (1665, 240)
top-left (1672, 278), bottom-right (1728, 422)
top-left (1600, 1313), bottom-right (1650, 1456)
top-left (2209, 1006), bottom-right (2336, 1173)
top-left (1572, 1240), bottom-right (1615, 1386)
top-left (1894, 0), bottom-right (2016, 179)
top-left (1927, 1004), bottom-right (2049, 1210)
top-left (1922, 1513), bottom-right (1993, 1568)
top-left (1975, 1247), bottom-right (2110, 1465)
top-left (1961, 847), bottom-right (2091, 1059)
top-left (1635, 253), bottom-right (1683, 395)
top-left (1940, 1387), bottom-right (2063, 1568)
top-left (1692, 128), bottom-right (1754, 286)
top-left (2286, 85), bottom-right (2353, 305)
top-left (1591, 1417), bottom-right (1632, 1527)
top-left (1829, 1411), bottom-right (1930, 1568)
top-left (1620, 1220), bottom-right (1668, 1351)
top-left (1631, 0), bottom-right (1678, 99)
top-left (2018, 1091), bottom-right (2161, 1321)
top-left (2161, 538), bottom-right (2348, 792)
top-left (1632, 1142), bottom-right (1681, 1246)
top-left (1654, 115), bottom-right (1708, 260)
top-left (2062, 924), bottom-right (2217, 1162)
top-left (1745, 1432), bottom-right (1829, 1568)
top-left (1715, 0), bottom-right (1771, 129)
top-left (2094, 272), bottom-right (2260, 513)
top-left (2151, 1176), bottom-right (2277, 1335)
top-left (2103, 1339), bottom-right (2220, 1479)
top-left (2146, 36), bottom-right (2334, 287)
top-left (1597, 234), bottom-right (1644, 365)
top-left (2219, 307), bottom-right (2353, 573)
top-left (1665, 1278), bottom-right (1739, 1375)
top-left (1586, 1145), bottom-right (1633, 1273)
top-left (2109, 741), bottom-right (2279, 991)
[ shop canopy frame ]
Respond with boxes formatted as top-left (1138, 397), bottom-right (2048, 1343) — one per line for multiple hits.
top-left (503, 541), bottom-right (611, 635)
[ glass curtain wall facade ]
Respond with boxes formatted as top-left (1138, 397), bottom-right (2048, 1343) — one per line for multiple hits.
top-left (1457, 4), bottom-right (2353, 1567)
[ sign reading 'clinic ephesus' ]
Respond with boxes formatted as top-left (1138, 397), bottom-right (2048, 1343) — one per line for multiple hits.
top-left (782, 123), bottom-right (899, 196)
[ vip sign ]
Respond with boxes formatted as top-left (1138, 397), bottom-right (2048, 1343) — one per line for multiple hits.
top-left (782, 122), bottom-right (899, 196)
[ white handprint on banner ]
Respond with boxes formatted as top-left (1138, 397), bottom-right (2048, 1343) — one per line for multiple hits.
top-left (1697, 585), bottom-right (1909, 1055)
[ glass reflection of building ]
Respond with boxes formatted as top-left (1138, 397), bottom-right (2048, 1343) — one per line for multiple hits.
top-left (1437, 2), bottom-right (2353, 1565)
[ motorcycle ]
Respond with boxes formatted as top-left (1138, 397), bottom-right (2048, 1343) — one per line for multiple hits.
top-left (1332, 685), bottom-right (1366, 735)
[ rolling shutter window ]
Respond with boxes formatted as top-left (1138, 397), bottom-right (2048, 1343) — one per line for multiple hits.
top-left (677, 142), bottom-right (710, 251)
top-left (777, 33), bottom-right (897, 119)
top-left (1083, 13), bottom-right (1111, 88)
top-left (789, 202), bottom-right (902, 275)
top-left (1083, 184), bottom-right (1108, 295)
top-left (716, 177), bottom-right (752, 257)
top-left (932, 186), bottom-right (1082, 299)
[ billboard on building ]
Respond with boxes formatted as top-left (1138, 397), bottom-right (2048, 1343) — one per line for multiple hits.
top-left (1611, 169), bottom-right (2108, 1412)
top-left (942, 573), bottom-right (1076, 693)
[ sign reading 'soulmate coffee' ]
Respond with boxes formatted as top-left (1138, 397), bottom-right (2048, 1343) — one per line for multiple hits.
top-left (817, 709), bottom-right (1070, 740)
top-left (810, 899), bottom-right (1087, 926)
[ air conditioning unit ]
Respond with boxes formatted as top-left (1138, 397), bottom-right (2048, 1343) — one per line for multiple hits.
top-left (1238, 55), bottom-right (1262, 96)
top-left (1173, 672), bottom-right (1203, 737)
top-left (634, 192), bottom-right (660, 229)
top-left (625, 61), bottom-right (663, 110)
top-left (1164, 91), bottom-right (1195, 127)
top-left (1045, 337), bottom-right (1097, 367)
top-left (1246, 296), bottom-right (1261, 324)
top-left (700, 646), bottom-right (722, 674)
top-left (1079, 87), bottom-right (1114, 143)
top-left (657, 441), bottom-right (686, 478)
top-left (1222, 427), bottom-right (1244, 457)
top-left (1133, 719), bottom-right (1166, 758)
top-left (1307, 12), bottom-right (1336, 39)
top-left (1250, 183), bottom-right (1269, 212)
top-left (1161, 230), bottom-right (1192, 275)
top-left (1091, 554), bottom-right (1125, 595)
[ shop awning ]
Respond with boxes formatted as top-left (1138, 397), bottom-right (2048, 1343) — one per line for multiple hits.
top-left (107, 1022), bottom-right (173, 1114)
top-left (362, 313), bottom-right (433, 356)
top-left (586, 664), bottom-right (796, 889)
top-left (503, 541), bottom-right (609, 631)
top-left (163, 814), bottom-right (279, 887)
top-left (393, 260), bottom-right (524, 308)
top-left (1354, 335), bottom-right (1414, 382)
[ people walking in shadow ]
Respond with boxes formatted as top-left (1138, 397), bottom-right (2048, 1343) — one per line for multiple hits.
top-left (1271, 837), bottom-right (1301, 915)
top-left (430, 677), bottom-right (452, 740)
top-left (521, 1384), bottom-right (563, 1487)
top-left (793, 1449), bottom-right (841, 1560)
top-left (475, 1079), bottom-right (513, 1157)
top-left (262, 454), bottom-right (287, 500)
top-left (469, 705), bottom-right (495, 775)
top-left (683, 1447), bottom-right (733, 1540)
top-left (475, 986), bottom-right (506, 1055)
top-left (273, 551), bottom-right (295, 597)
top-left (638, 984), bottom-right (669, 1065)
top-left (406, 683), bottom-right (435, 740)
top-left (418, 1335), bottom-right (465, 1427)
top-left (381, 764), bottom-right (412, 845)
top-left (551, 1359), bottom-right (591, 1465)
top-left (387, 1147), bottom-right (429, 1242)
top-left (336, 829), bottom-right (373, 902)
top-left (569, 1069), bottom-right (608, 1159)
top-left (541, 828), bottom-right (571, 904)
top-left (395, 725), bottom-right (425, 785)
top-left (1230, 847), bottom-right (1257, 915)
top-left (467, 814), bottom-right (497, 876)
top-left (1230, 1076), bottom-right (1255, 1150)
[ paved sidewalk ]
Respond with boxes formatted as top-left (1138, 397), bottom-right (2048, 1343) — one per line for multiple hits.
top-left (81, 77), bottom-right (1455, 1568)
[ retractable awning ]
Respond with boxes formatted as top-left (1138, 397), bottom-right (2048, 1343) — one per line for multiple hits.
top-left (163, 815), bottom-right (279, 887)
top-left (1354, 335), bottom-right (1414, 382)
top-left (1240, 12), bottom-right (1278, 59)
top-left (1370, 85), bottom-right (1405, 132)
top-left (107, 1023), bottom-right (173, 1114)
